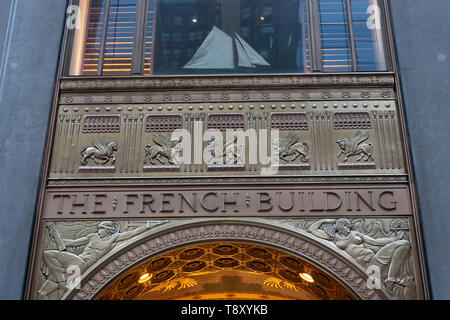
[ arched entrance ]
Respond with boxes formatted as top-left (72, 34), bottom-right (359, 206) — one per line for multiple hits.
top-left (62, 221), bottom-right (390, 300)
top-left (95, 242), bottom-right (356, 300)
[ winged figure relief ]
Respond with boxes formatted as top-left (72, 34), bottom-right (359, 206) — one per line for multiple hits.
top-left (206, 136), bottom-right (244, 164)
top-left (272, 132), bottom-right (309, 163)
top-left (80, 135), bottom-right (118, 166)
top-left (336, 130), bottom-right (374, 162)
top-left (144, 133), bottom-right (182, 165)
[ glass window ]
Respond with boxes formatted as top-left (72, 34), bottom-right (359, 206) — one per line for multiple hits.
top-left (351, 0), bottom-right (387, 71)
top-left (68, 0), bottom-right (388, 76)
top-left (70, 0), bottom-right (138, 75)
top-left (318, 0), bottom-right (353, 71)
top-left (152, 0), bottom-right (308, 75)
top-left (317, 0), bottom-right (387, 71)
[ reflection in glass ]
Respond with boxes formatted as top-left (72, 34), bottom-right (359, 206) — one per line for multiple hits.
top-left (153, 0), bottom-right (308, 74)
top-left (318, 0), bottom-right (352, 71)
top-left (68, 0), bottom-right (388, 75)
top-left (102, 0), bottom-right (137, 75)
top-left (318, 0), bottom-right (387, 72)
top-left (69, 0), bottom-right (106, 75)
top-left (351, 0), bottom-right (386, 71)
top-left (143, 0), bottom-right (157, 74)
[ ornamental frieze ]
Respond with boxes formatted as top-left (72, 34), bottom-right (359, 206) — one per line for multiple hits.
top-left (49, 100), bottom-right (405, 179)
top-left (59, 74), bottom-right (395, 92)
top-left (59, 89), bottom-right (395, 105)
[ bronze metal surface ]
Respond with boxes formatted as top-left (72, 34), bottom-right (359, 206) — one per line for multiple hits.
top-left (24, 0), bottom-right (430, 300)
top-left (41, 185), bottom-right (411, 219)
top-left (48, 100), bottom-right (405, 179)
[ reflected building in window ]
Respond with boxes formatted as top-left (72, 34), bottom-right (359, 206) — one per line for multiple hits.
top-left (68, 0), bottom-right (388, 75)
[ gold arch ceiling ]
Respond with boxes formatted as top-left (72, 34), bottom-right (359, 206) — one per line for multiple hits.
top-left (96, 242), bottom-right (356, 300)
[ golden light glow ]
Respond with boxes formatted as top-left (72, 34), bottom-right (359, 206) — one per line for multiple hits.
top-left (69, 0), bottom-right (89, 75)
top-left (138, 273), bottom-right (152, 283)
top-left (299, 273), bottom-right (314, 283)
top-left (97, 243), bottom-right (357, 300)
top-left (260, 16), bottom-right (265, 21)
top-left (192, 18), bottom-right (198, 23)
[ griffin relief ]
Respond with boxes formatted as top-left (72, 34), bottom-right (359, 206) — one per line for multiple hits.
top-left (273, 132), bottom-right (309, 163)
top-left (143, 133), bottom-right (183, 165)
top-left (336, 130), bottom-right (374, 162)
top-left (80, 135), bottom-right (118, 166)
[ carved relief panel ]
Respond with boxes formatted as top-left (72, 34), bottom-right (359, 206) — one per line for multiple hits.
top-left (25, 73), bottom-right (428, 301)
top-left (28, 218), bottom-right (424, 300)
top-left (49, 100), bottom-right (404, 179)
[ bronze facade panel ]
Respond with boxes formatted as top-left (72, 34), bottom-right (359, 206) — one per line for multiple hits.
top-left (28, 218), bottom-right (424, 300)
top-left (22, 0), bottom-right (430, 300)
top-left (48, 100), bottom-right (404, 179)
top-left (42, 185), bottom-right (411, 219)
top-left (26, 71), bottom-right (428, 300)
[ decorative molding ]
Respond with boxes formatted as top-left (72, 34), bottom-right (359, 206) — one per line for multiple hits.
top-left (59, 74), bottom-right (395, 92)
top-left (83, 115), bottom-right (121, 134)
top-left (145, 114), bottom-right (183, 132)
top-left (46, 175), bottom-right (408, 187)
top-left (271, 112), bottom-right (309, 131)
top-left (59, 89), bottom-right (396, 105)
top-left (334, 112), bottom-right (372, 130)
top-left (207, 113), bottom-right (245, 130)
top-left (50, 102), bottom-right (405, 179)
top-left (337, 162), bottom-right (377, 170)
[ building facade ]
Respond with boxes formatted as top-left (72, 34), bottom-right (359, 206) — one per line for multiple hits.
top-left (0, 0), bottom-right (448, 300)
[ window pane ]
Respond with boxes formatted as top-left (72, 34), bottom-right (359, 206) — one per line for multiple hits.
top-left (144, 0), bottom-right (157, 74)
top-left (302, 2), bottom-right (311, 72)
top-left (351, 0), bottom-right (387, 71)
top-left (152, 0), bottom-right (308, 75)
top-left (69, 0), bottom-right (137, 75)
top-left (68, 0), bottom-right (389, 75)
top-left (102, 0), bottom-right (137, 75)
top-left (318, 0), bottom-right (352, 72)
top-left (70, 0), bottom-right (106, 75)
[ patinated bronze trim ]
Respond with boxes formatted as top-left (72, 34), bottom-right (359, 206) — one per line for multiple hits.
top-left (60, 73), bottom-right (395, 92)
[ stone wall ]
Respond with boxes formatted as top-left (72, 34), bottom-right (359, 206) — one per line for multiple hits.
top-left (389, 0), bottom-right (450, 299)
top-left (0, 0), bottom-right (67, 299)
